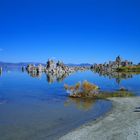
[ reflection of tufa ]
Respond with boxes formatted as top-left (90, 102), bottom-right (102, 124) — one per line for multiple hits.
top-left (0, 67), bottom-right (2, 75)
top-left (22, 66), bottom-right (25, 72)
top-left (93, 70), bottom-right (134, 84)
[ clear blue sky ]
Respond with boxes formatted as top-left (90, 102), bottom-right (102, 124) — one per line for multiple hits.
top-left (0, 0), bottom-right (140, 64)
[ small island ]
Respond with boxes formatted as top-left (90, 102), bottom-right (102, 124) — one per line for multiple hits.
top-left (91, 56), bottom-right (134, 72)
top-left (64, 81), bottom-right (133, 99)
top-left (26, 59), bottom-right (89, 75)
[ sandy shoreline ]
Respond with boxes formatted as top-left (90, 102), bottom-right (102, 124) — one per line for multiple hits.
top-left (60, 97), bottom-right (140, 140)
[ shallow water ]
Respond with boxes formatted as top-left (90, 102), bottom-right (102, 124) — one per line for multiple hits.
top-left (0, 70), bottom-right (140, 140)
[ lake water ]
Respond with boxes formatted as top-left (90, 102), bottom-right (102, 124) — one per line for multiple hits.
top-left (0, 70), bottom-right (140, 140)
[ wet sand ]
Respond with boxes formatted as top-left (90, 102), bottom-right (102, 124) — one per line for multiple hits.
top-left (60, 97), bottom-right (140, 140)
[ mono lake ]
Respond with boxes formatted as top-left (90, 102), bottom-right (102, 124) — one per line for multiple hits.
top-left (0, 70), bottom-right (140, 140)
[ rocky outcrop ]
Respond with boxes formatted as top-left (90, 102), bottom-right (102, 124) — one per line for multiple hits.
top-left (91, 56), bottom-right (133, 73)
top-left (45, 59), bottom-right (74, 75)
top-left (26, 64), bottom-right (44, 73)
top-left (26, 59), bottom-right (89, 77)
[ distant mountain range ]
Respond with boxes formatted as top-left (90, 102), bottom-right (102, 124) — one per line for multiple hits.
top-left (0, 62), bottom-right (92, 68)
top-left (66, 63), bottom-right (92, 67)
top-left (0, 62), bottom-right (44, 67)
top-left (0, 62), bottom-right (45, 70)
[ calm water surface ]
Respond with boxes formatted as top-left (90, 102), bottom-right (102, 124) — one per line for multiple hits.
top-left (0, 70), bottom-right (140, 140)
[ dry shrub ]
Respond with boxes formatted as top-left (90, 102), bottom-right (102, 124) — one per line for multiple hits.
top-left (64, 81), bottom-right (99, 98)
top-left (64, 81), bottom-right (134, 99)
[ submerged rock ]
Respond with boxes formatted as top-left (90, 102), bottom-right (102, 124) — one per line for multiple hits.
top-left (119, 87), bottom-right (128, 91)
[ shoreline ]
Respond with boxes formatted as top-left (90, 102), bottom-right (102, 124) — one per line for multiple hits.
top-left (59, 97), bottom-right (140, 140)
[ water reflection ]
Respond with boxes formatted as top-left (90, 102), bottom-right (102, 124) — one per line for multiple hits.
top-left (47, 73), bottom-right (70, 83)
top-left (27, 71), bottom-right (71, 83)
top-left (0, 68), bottom-right (139, 140)
top-left (93, 70), bottom-right (140, 84)
top-left (0, 71), bottom-right (2, 77)
top-left (27, 71), bottom-right (43, 78)
top-left (64, 98), bottom-right (96, 111)
top-left (26, 70), bottom-right (140, 85)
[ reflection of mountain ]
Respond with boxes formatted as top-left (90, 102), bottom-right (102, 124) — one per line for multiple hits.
top-left (64, 98), bottom-right (96, 111)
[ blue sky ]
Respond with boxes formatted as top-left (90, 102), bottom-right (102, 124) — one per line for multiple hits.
top-left (0, 0), bottom-right (140, 64)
